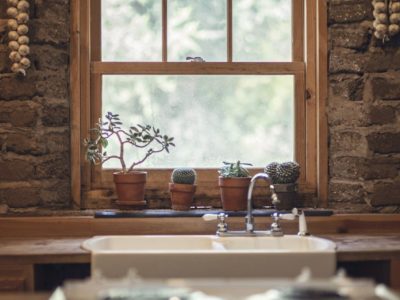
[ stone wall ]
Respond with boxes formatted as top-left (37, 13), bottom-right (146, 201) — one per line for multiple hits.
top-left (0, 0), bottom-right (399, 212)
top-left (0, 0), bottom-right (70, 213)
top-left (328, 0), bottom-right (400, 212)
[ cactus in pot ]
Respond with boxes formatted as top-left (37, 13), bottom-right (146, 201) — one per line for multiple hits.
top-left (264, 161), bottom-right (300, 210)
top-left (169, 168), bottom-right (197, 210)
top-left (218, 161), bottom-right (252, 211)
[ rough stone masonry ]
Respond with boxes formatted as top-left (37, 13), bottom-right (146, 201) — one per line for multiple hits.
top-left (0, 0), bottom-right (399, 213)
top-left (329, 0), bottom-right (400, 212)
top-left (0, 0), bottom-right (70, 212)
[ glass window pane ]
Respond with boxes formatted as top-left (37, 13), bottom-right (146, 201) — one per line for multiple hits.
top-left (102, 0), bottom-right (162, 61)
top-left (103, 75), bottom-right (294, 168)
top-left (168, 0), bottom-right (226, 62)
top-left (102, 75), bottom-right (294, 168)
top-left (233, 0), bottom-right (292, 62)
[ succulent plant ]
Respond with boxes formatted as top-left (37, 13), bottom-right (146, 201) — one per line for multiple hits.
top-left (84, 112), bottom-right (175, 173)
top-left (171, 168), bottom-right (197, 185)
top-left (219, 161), bottom-right (252, 178)
top-left (265, 161), bottom-right (300, 184)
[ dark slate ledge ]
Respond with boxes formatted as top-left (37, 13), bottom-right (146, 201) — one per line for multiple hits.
top-left (95, 209), bottom-right (333, 218)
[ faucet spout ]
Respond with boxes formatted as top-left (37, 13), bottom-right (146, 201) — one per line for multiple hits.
top-left (246, 173), bottom-right (278, 233)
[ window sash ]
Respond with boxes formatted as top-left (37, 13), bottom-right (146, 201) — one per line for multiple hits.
top-left (72, 0), bottom-right (326, 209)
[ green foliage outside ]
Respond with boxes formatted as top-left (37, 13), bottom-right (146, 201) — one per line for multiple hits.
top-left (101, 0), bottom-right (294, 168)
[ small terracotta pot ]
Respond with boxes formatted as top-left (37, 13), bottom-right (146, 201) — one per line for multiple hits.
top-left (169, 183), bottom-right (196, 210)
top-left (113, 171), bottom-right (147, 206)
top-left (273, 183), bottom-right (298, 211)
top-left (218, 176), bottom-right (251, 211)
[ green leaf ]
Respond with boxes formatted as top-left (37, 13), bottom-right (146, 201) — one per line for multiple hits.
top-left (100, 138), bottom-right (108, 148)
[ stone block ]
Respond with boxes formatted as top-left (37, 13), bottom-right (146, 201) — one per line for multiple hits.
top-left (0, 160), bottom-right (35, 181)
top-left (329, 180), bottom-right (365, 204)
top-left (40, 180), bottom-right (71, 208)
top-left (30, 19), bottom-right (70, 45)
top-left (330, 156), bottom-right (398, 180)
top-left (5, 131), bottom-right (46, 156)
top-left (32, 70), bottom-right (69, 99)
top-left (330, 131), bottom-right (367, 156)
top-left (329, 24), bottom-right (370, 50)
top-left (367, 132), bottom-right (400, 154)
top-left (330, 157), bottom-right (365, 179)
top-left (2, 188), bottom-right (41, 208)
top-left (0, 45), bottom-right (9, 73)
top-left (370, 75), bottom-right (400, 100)
top-left (329, 0), bottom-right (372, 24)
top-left (329, 74), bottom-right (364, 101)
top-left (35, 153), bottom-right (70, 179)
top-left (0, 75), bottom-right (37, 100)
top-left (34, 0), bottom-right (69, 24)
top-left (30, 45), bottom-right (69, 72)
top-left (45, 131), bottom-right (70, 153)
top-left (364, 158), bottom-right (399, 180)
top-left (327, 99), bottom-right (368, 127)
top-left (42, 104), bottom-right (69, 126)
top-left (370, 181), bottom-right (400, 206)
top-left (330, 48), bottom-right (394, 74)
top-left (0, 101), bottom-right (38, 127)
top-left (368, 106), bottom-right (396, 125)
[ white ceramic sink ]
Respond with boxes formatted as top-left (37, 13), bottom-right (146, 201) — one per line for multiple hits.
top-left (82, 235), bottom-right (336, 279)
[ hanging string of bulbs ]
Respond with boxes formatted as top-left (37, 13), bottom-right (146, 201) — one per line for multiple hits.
top-left (373, 0), bottom-right (400, 42)
top-left (6, 0), bottom-right (30, 76)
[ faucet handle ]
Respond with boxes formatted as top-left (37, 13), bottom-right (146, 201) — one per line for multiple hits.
top-left (202, 213), bottom-right (228, 234)
top-left (202, 214), bottom-right (218, 221)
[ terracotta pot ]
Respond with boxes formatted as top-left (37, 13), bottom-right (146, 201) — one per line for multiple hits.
top-left (113, 171), bottom-right (147, 206)
top-left (218, 176), bottom-right (251, 211)
top-left (169, 183), bottom-right (196, 210)
top-left (273, 183), bottom-right (298, 211)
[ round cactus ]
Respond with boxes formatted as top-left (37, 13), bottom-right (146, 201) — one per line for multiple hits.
top-left (265, 161), bottom-right (300, 184)
top-left (275, 161), bottom-right (300, 184)
top-left (264, 162), bottom-right (279, 183)
top-left (171, 168), bottom-right (196, 184)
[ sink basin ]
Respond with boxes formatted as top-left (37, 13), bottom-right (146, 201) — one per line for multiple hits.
top-left (82, 235), bottom-right (336, 279)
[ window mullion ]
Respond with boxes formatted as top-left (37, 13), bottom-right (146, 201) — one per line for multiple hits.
top-left (227, 0), bottom-right (233, 62)
top-left (162, 0), bottom-right (168, 62)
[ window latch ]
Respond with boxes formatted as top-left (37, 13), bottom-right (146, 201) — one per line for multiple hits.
top-left (186, 56), bottom-right (205, 62)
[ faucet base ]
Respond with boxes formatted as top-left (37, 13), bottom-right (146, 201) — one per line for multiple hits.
top-left (217, 230), bottom-right (283, 237)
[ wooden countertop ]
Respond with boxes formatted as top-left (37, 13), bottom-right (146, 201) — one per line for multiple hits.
top-left (0, 234), bottom-right (400, 265)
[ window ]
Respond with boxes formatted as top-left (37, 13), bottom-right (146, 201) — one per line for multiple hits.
top-left (71, 0), bottom-right (328, 208)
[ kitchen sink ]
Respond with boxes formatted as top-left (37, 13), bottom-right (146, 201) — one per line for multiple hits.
top-left (82, 235), bottom-right (336, 279)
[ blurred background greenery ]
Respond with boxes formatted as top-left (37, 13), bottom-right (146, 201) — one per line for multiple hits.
top-left (101, 0), bottom-right (293, 168)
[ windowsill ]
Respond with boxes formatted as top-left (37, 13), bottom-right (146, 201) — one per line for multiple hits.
top-left (0, 207), bottom-right (382, 218)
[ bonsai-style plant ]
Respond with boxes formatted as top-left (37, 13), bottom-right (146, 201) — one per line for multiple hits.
top-left (84, 112), bottom-right (175, 206)
top-left (264, 161), bottom-right (300, 210)
top-left (169, 168), bottom-right (197, 210)
top-left (218, 161), bottom-right (252, 211)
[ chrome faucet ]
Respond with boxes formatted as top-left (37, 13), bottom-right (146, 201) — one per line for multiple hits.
top-left (245, 173), bottom-right (280, 233)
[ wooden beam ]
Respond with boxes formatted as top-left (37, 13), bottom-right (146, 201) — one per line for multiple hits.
top-left (317, 0), bottom-right (329, 206)
top-left (70, 0), bottom-right (81, 208)
top-left (91, 62), bottom-right (305, 75)
top-left (305, 0), bottom-right (318, 193)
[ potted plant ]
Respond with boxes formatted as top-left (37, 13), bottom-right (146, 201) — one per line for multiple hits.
top-left (218, 161), bottom-right (252, 211)
top-left (169, 168), bottom-right (197, 210)
top-left (84, 112), bottom-right (175, 206)
top-left (264, 161), bottom-right (300, 210)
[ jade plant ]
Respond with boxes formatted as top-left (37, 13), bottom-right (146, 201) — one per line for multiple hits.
top-left (84, 112), bottom-right (175, 173)
top-left (171, 168), bottom-right (197, 185)
top-left (218, 161), bottom-right (252, 178)
top-left (264, 161), bottom-right (300, 184)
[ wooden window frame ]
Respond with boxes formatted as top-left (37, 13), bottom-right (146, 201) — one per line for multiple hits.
top-left (70, 0), bottom-right (328, 209)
